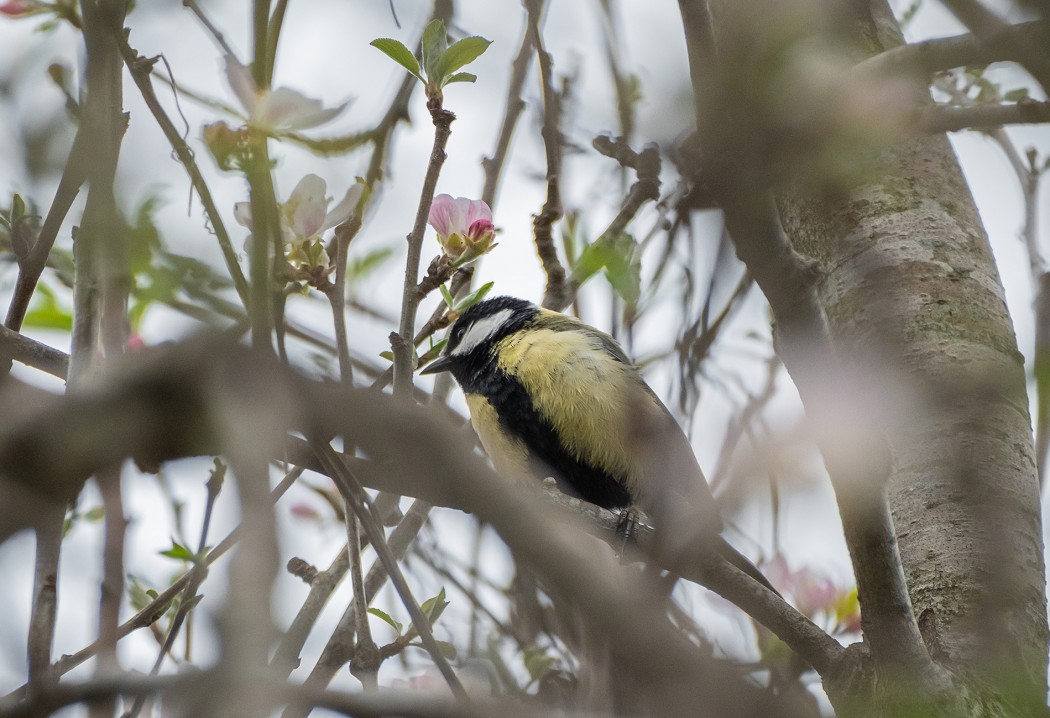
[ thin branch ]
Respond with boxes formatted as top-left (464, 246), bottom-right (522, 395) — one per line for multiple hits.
top-left (937, 0), bottom-right (1050, 94)
top-left (281, 500), bottom-right (432, 718)
top-left (90, 466), bottom-right (125, 718)
top-left (918, 99), bottom-right (1050, 133)
top-left (525, 0), bottom-right (568, 310)
top-left (345, 506), bottom-right (379, 690)
top-left (853, 20), bottom-right (1047, 79)
top-left (0, 669), bottom-right (583, 718)
top-left (270, 546), bottom-right (349, 678)
top-left (393, 103), bottom-right (455, 396)
top-left (551, 137), bottom-right (661, 311)
top-left (0, 326), bottom-right (70, 378)
top-left (3, 467), bottom-right (302, 701)
top-left (116, 34), bottom-right (251, 306)
top-left (3, 130), bottom-right (88, 336)
top-left (182, 0), bottom-right (237, 58)
top-left (480, 5), bottom-right (537, 209)
top-left (26, 510), bottom-right (62, 700)
top-left (124, 460), bottom-right (223, 718)
top-left (310, 440), bottom-right (467, 700)
top-left (265, 0), bottom-right (290, 86)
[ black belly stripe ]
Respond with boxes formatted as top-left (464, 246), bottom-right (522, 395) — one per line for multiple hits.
top-left (462, 360), bottom-right (633, 510)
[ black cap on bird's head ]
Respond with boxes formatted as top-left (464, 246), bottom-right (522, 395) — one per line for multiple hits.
top-left (420, 296), bottom-right (537, 376)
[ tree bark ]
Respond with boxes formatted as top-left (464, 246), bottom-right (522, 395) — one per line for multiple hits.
top-left (774, 0), bottom-right (1049, 711)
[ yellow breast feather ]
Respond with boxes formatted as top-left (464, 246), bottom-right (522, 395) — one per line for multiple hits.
top-left (494, 328), bottom-right (648, 495)
top-left (465, 393), bottom-right (533, 482)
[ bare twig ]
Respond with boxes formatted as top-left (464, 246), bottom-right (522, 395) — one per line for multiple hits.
top-left (345, 506), bottom-right (379, 689)
top-left (3, 130), bottom-right (88, 336)
top-left (853, 20), bottom-right (1047, 79)
top-left (310, 440), bottom-right (467, 700)
top-left (116, 34), bottom-right (251, 306)
top-left (0, 669), bottom-right (583, 718)
top-left (182, 0), bottom-right (237, 58)
top-left (480, 6), bottom-right (537, 208)
top-left (918, 99), bottom-right (1050, 133)
top-left (124, 460), bottom-right (223, 718)
top-left (26, 511), bottom-right (62, 700)
top-left (393, 102), bottom-right (456, 396)
top-left (91, 466), bottom-right (125, 718)
top-left (281, 500), bottom-right (432, 717)
top-left (0, 326), bottom-right (70, 378)
top-left (525, 0), bottom-right (568, 310)
top-left (1, 467), bottom-right (302, 701)
top-left (937, 0), bottom-right (1050, 94)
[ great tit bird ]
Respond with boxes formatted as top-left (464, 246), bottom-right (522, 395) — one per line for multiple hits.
top-left (421, 296), bottom-right (775, 593)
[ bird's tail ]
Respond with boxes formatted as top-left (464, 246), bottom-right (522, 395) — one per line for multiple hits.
top-left (716, 537), bottom-right (781, 598)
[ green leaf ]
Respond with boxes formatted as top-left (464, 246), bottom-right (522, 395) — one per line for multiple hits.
top-left (523, 645), bottom-right (556, 682)
top-left (421, 587), bottom-right (449, 625)
top-left (11, 193), bottom-right (26, 222)
top-left (182, 594), bottom-right (204, 613)
top-left (443, 72), bottom-right (477, 85)
top-left (570, 233), bottom-right (640, 304)
top-left (421, 19), bottom-right (449, 82)
top-left (83, 506), bottom-right (105, 522)
top-left (410, 640), bottom-right (458, 659)
top-left (379, 350), bottom-right (394, 362)
top-left (368, 607), bottom-right (404, 635)
top-left (22, 283), bottom-right (73, 331)
top-left (418, 340), bottom-right (447, 369)
top-left (453, 281), bottom-right (494, 312)
top-left (1004, 87), bottom-right (1030, 102)
top-left (405, 588), bottom-right (449, 640)
top-left (348, 247), bottom-right (395, 284)
top-left (369, 38), bottom-right (423, 82)
top-left (435, 36), bottom-right (491, 82)
top-left (160, 541), bottom-right (195, 562)
top-left (439, 283), bottom-right (455, 309)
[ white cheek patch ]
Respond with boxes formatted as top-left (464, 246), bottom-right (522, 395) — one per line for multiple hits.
top-left (451, 309), bottom-right (515, 356)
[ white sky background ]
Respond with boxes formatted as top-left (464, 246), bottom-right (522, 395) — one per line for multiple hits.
top-left (0, 0), bottom-right (1048, 709)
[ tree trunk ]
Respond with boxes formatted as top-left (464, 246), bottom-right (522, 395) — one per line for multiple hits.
top-left (775, 2), bottom-right (1049, 713)
top-left (685, 0), bottom-right (1048, 711)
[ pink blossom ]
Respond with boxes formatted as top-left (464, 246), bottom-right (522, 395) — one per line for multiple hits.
top-left (427, 194), bottom-right (496, 265)
top-left (0, 0), bottom-right (41, 16)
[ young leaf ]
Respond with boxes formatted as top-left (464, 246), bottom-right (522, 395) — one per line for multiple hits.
top-left (421, 587), bottom-right (449, 626)
top-left (443, 72), bottom-right (477, 86)
top-left (348, 247), bottom-right (395, 284)
top-left (1004, 87), bottom-right (1030, 102)
top-left (368, 607), bottom-right (404, 635)
top-left (421, 19), bottom-right (449, 82)
top-left (370, 38), bottom-right (423, 82)
top-left (409, 640), bottom-right (458, 659)
top-left (523, 645), bottom-right (557, 682)
top-left (182, 594), bottom-right (205, 612)
top-left (22, 283), bottom-right (72, 331)
top-left (83, 506), bottom-right (105, 522)
top-left (160, 541), bottom-right (195, 562)
top-left (435, 36), bottom-right (491, 82)
top-left (11, 193), bottom-right (26, 222)
top-left (439, 283), bottom-right (455, 309)
top-left (454, 281), bottom-right (494, 312)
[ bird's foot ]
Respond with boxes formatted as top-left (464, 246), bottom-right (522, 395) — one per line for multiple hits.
top-left (615, 507), bottom-right (639, 559)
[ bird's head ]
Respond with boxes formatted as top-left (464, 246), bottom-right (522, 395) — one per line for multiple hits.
top-left (420, 296), bottom-right (536, 377)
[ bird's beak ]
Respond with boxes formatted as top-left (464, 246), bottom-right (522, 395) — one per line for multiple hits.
top-left (420, 355), bottom-right (454, 375)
